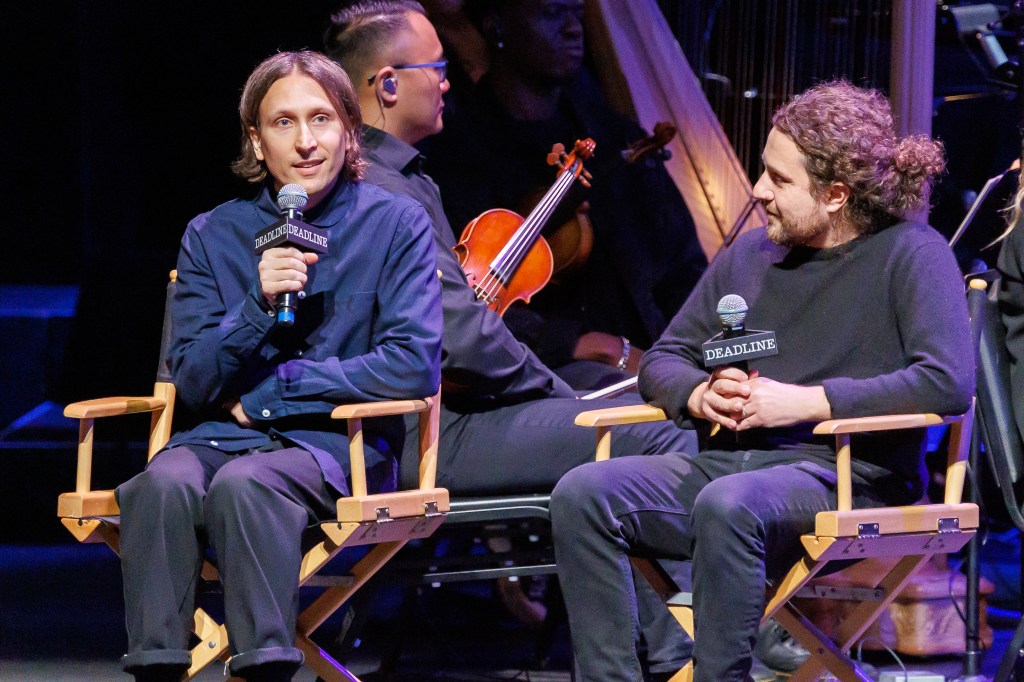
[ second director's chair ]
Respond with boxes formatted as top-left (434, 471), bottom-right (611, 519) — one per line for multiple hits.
top-left (56, 271), bottom-right (449, 681)
top-left (572, 294), bottom-right (982, 682)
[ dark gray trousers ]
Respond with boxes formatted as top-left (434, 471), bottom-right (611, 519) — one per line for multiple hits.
top-left (401, 395), bottom-right (698, 495)
top-left (116, 444), bottom-right (338, 677)
top-left (551, 450), bottom-right (865, 682)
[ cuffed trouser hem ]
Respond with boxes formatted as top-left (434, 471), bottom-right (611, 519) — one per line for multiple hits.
top-left (649, 660), bottom-right (691, 675)
top-left (121, 649), bottom-right (192, 672)
top-left (229, 646), bottom-right (304, 676)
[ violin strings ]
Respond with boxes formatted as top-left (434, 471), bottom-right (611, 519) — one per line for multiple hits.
top-left (476, 168), bottom-right (575, 301)
top-left (494, 167), bottom-right (576, 276)
top-left (474, 163), bottom-right (580, 304)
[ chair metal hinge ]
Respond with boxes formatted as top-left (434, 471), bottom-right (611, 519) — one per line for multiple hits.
top-left (937, 517), bottom-right (961, 533)
top-left (424, 500), bottom-right (441, 516)
top-left (857, 523), bottom-right (880, 537)
top-left (375, 507), bottom-right (393, 523)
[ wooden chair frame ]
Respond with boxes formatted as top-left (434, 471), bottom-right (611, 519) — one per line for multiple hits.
top-left (574, 399), bottom-right (977, 682)
top-left (57, 273), bottom-right (449, 682)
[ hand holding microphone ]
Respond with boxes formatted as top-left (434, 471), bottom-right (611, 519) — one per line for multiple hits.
top-left (696, 294), bottom-right (779, 432)
top-left (254, 184), bottom-right (329, 326)
top-left (695, 294), bottom-right (829, 430)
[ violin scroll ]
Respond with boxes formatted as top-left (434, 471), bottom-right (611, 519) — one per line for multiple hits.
top-left (621, 121), bottom-right (677, 165)
top-left (546, 138), bottom-right (596, 188)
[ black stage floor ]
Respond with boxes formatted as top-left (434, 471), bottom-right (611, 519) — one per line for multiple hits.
top-left (1, 541), bottom-right (1019, 681)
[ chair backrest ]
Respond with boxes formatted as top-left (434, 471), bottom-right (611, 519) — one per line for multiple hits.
top-left (155, 270), bottom-right (177, 385)
top-left (147, 271), bottom-right (178, 458)
top-left (967, 277), bottom-right (1024, 529)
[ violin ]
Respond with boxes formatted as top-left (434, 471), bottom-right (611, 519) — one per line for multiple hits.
top-left (454, 138), bottom-right (596, 316)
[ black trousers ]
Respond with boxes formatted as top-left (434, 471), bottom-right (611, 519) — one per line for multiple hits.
top-left (551, 450), bottom-right (885, 681)
top-left (116, 444), bottom-right (337, 677)
top-left (400, 395), bottom-right (697, 495)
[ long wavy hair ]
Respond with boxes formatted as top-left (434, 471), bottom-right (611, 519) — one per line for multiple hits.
top-left (772, 80), bottom-right (946, 234)
top-left (231, 50), bottom-right (366, 184)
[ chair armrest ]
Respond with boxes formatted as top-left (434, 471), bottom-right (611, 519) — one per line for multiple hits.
top-left (573, 404), bottom-right (669, 462)
top-left (814, 411), bottom-right (969, 512)
top-left (812, 413), bottom-right (958, 435)
top-left (64, 396), bottom-right (168, 419)
top-left (574, 403), bottom-right (668, 427)
top-left (331, 393), bottom-right (440, 497)
top-left (330, 396), bottom-right (433, 419)
top-left (63, 383), bottom-right (177, 497)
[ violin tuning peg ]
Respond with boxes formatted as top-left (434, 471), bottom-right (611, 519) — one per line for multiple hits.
top-left (546, 152), bottom-right (561, 166)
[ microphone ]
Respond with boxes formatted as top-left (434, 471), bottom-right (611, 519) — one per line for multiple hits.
top-left (253, 184), bottom-right (330, 326)
top-left (716, 294), bottom-right (748, 339)
top-left (702, 294), bottom-right (778, 369)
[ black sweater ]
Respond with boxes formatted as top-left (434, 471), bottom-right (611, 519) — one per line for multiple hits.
top-left (639, 223), bottom-right (974, 502)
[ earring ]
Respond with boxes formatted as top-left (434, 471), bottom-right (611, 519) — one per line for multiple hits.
top-left (495, 26), bottom-right (504, 50)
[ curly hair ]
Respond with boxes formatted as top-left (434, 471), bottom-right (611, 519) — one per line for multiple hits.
top-left (231, 50), bottom-right (366, 184)
top-left (772, 80), bottom-right (945, 233)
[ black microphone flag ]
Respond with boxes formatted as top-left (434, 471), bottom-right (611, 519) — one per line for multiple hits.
top-left (253, 184), bottom-right (329, 327)
top-left (702, 294), bottom-right (779, 368)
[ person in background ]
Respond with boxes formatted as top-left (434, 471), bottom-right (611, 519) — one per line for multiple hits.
top-left (424, 0), bottom-right (708, 390)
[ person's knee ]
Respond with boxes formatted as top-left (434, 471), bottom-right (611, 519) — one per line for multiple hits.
top-left (691, 477), bottom-right (762, 538)
top-left (550, 462), bottom-right (613, 531)
top-left (206, 457), bottom-right (264, 517)
top-left (119, 466), bottom-right (200, 513)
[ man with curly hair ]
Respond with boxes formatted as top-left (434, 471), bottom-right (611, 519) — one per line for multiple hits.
top-left (550, 80), bottom-right (975, 682)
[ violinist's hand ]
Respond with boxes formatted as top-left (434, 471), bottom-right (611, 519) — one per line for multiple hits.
top-left (573, 332), bottom-right (643, 373)
top-left (734, 377), bottom-right (831, 430)
top-left (688, 366), bottom-right (754, 431)
top-left (258, 247), bottom-right (319, 307)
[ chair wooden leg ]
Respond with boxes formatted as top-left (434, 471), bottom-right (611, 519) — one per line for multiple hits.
top-left (187, 607), bottom-right (230, 679)
top-left (780, 553), bottom-right (930, 682)
top-left (832, 553), bottom-right (929, 650)
top-left (296, 540), bottom-right (407, 636)
top-left (668, 662), bottom-right (694, 681)
top-left (294, 632), bottom-right (361, 682)
top-left (774, 604), bottom-right (871, 682)
top-left (763, 554), bottom-right (825, 621)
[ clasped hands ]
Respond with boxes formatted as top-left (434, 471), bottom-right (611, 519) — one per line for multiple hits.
top-left (688, 366), bottom-right (831, 431)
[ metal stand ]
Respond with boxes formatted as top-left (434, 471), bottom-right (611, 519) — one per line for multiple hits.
top-left (953, 425), bottom-right (989, 682)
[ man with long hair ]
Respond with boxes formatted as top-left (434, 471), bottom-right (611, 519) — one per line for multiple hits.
top-left (115, 50), bottom-right (441, 682)
top-left (551, 81), bottom-right (974, 682)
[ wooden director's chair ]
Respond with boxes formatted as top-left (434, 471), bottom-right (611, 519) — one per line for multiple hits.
top-left (56, 271), bottom-right (449, 681)
top-left (573, 303), bottom-right (982, 682)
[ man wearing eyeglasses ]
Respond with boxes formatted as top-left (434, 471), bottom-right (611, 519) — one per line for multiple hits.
top-left (324, 2), bottom-right (693, 497)
top-left (324, 1), bottom-right (695, 674)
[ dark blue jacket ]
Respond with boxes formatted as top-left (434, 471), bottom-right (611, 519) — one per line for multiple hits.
top-left (166, 179), bottom-right (442, 493)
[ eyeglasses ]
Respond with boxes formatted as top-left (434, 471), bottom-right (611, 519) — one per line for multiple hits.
top-left (368, 59), bottom-right (448, 85)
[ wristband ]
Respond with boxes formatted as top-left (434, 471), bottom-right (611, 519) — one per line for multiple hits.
top-left (617, 336), bottom-right (631, 371)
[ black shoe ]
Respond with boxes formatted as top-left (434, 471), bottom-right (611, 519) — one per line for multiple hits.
top-left (753, 618), bottom-right (810, 673)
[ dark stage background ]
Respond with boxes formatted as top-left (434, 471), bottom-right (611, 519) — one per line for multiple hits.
top-left (2, 2), bottom-right (340, 405)
top-left (2, 1), bottom-right (1020, 416)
